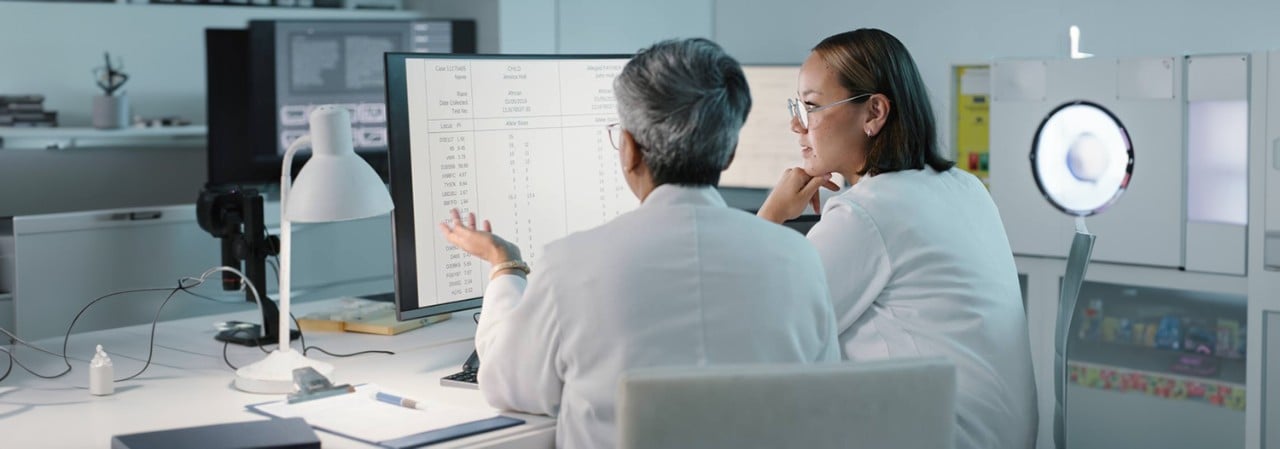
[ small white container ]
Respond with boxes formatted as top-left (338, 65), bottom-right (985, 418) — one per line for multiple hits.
top-left (92, 94), bottom-right (129, 130)
top-left (89, 345), bottom-right (114, 396)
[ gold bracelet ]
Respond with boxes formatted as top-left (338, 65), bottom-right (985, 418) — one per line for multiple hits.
top-left (490, 260), bottom-right (531, 278)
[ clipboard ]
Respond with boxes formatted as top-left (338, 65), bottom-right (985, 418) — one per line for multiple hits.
top-left (247, 384), bottom-right (524, 449)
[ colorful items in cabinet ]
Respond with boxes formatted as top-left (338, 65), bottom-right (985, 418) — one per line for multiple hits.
top-left (1207, 384), bottom-right (1247, 411)
top-left (1100, 317), bottom-right (1121, 342)
top-left (1068, 364), bottom-right (1246, 411)
top-left (1237, 324), bottom-right (1247, 358)
top-left (1182, 318), bottom-right (1216, 355)
top-left (1142, 320), bottom-right (1158, 347)
top-left (1170, 354), bottom-right (1219, 377)
top-left (1131, 322), bottom-right (1146, 345)
top-left (1116, 318), bottom-right (1133, 342)
top-left (1078, 298), bottom-right (1103, 341)
top-left (1215, 318), bottom-right (1245, 359)
top-left (1154, 315), bottom-right (1182, 350)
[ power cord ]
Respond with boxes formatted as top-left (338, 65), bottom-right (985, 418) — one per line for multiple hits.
top-left (211, 243), bottom-right (394, 370)
top-left (0, 346), bottom-right (12, 383)
top-left (0, 285), bottom-right (184, 384)
top-left (0, 265), bottom-right (390, 384)
top-left (0, 267), bottom-right (256, 384)
top-left (217, 312), bottom-right (394, 371)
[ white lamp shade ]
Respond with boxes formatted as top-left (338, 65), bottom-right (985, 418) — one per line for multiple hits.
top-left (1030, 101), bottom-right (1133, 217)
top-left (287, 152), bottom-right (393, 222)
top-left (285, 105), bottom-right (393, 223)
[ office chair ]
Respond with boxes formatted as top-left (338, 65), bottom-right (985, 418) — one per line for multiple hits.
top-left (617, 358), bottom-right (956, 449)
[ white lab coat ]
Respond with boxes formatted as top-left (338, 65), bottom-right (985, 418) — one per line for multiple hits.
top-left (475, 184), bottom-right (840, 449)
top-left (808, 168), bottom-right (1038, 449)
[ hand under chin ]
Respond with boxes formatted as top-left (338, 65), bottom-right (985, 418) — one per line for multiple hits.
top-left (800, 161), bottom-right (829, 179)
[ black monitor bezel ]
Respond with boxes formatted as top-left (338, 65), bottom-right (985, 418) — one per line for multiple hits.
top-left (206, 19), bottom-right (477, 188)
top-left (385, 52), bottom-right (633, 321)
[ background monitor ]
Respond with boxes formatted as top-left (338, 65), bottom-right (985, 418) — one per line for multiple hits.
top-left (719, 65), bottom-right (805, 189)
top-left (782, 215), bottom-right (821, 235)
top-left (385, 53), bottom-right (637, 321)
top-left (206, 19), bottom-right (476, 187)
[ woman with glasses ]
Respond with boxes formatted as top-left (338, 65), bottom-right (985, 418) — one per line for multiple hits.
top-left (757, 29), bottom-right (1038, 449)
top-left (439, 38), bottom-right (839, 449)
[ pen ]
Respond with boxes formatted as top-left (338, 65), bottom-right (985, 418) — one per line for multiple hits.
top-left (375, 391), bottom-right (424, 410)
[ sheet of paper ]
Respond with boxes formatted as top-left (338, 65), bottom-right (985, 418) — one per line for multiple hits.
top-left (252, 384), bottom-right (499, 443)
top-left (959, 68), bottom-right (991, 96)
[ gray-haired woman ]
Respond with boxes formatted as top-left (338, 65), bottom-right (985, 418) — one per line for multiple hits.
top-left (440, 38), bottom-right (840, 449)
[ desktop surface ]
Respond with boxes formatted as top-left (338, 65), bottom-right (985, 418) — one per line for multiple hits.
top-left (0, 299), bottom-right (553, 449)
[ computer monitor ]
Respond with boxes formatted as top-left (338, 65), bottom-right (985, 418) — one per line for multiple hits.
top-left (385, 53), bottom-right (638, 321)
top-left (782, 215), bottom-right (821, 235)
top-left (719, 65), bottom-right (803, 189)
top-left (205, 19), bottom-right (476, 187)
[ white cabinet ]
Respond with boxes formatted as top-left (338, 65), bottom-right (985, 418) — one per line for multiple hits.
top-left (992, 55), bottom-right (1251, 274)
top-left (9, 203), bottom-right (394, 341)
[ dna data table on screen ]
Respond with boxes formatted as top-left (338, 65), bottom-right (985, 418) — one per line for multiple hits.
top-left (404, 58), bottom-right (637, 307)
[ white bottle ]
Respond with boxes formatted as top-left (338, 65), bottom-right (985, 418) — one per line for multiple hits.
top-left (89, 344), bottom-right (114, 396)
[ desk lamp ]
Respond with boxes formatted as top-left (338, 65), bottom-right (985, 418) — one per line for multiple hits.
top-left (234, 105), bottom-right (394, 393)
top-left (1031, 101), bottom-right (1133, 448)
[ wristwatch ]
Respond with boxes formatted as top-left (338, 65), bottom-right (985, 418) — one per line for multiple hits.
top-left (489, 260), bottom-right (531, 278)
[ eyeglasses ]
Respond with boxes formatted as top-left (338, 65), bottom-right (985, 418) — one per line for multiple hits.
top-left (787, 93), bottom-right (873, 130)
top-left (606, 122), bottom-right (623, 150)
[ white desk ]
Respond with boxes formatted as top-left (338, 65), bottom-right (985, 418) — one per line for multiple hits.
top-left (0, 299), bottom-right (555, 448)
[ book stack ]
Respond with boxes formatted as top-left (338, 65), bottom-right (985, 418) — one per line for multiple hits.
top-left (0, 94), bottom-right (57, 127)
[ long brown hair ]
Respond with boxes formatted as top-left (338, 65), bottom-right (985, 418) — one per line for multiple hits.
top-left (812, 29), bottom-right (953, 176)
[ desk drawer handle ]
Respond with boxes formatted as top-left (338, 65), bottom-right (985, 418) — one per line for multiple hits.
top-left (107, 211), bottom-right (163, 221)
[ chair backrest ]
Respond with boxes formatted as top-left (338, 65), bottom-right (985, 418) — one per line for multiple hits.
top-left (617, 357), bottom-right (956, 449)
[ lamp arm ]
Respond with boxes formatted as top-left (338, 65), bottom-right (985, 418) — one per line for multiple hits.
top-left (277, 135), bottom-right (311, 352)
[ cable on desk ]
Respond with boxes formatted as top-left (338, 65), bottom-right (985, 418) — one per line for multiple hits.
top-left (219, 312), bottom-right (394, 371)
top-left (264, 251), bottom-right (394, 360)
top-left (0, 286), bottom-right (175, 382)
top-left (0, 346), bottom-right (13, 383)
top-left (180, 266), bottom-right (267, 338)
top-left (305, 346), bottom-right (395, 358)
top-left (0, 267), bottom-right (260, 385)
top-left (288, 313), bottom-right (395, 359)
top-left (221, 328), bottom-right (258, 370)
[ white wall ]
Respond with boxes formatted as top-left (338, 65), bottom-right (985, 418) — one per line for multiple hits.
top-left (409, 0), bottom-right (557, 53)
top-left (712, 0), bottom-right (1280, 157)
top-left (556, 0), bottom-right (712, 53)
top-left (498, 0), bottom-right (557, 53)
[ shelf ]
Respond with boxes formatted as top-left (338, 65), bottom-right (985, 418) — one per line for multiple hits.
top-left (0, 125), bottom-right (206, 150)
top-left (1071, 339), bottom-right (1246, 385)
top-left (4, 0), bottom-right (407, 10)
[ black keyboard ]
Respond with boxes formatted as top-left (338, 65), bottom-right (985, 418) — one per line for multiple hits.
top-left (440, 368), bottom-right (479, 389)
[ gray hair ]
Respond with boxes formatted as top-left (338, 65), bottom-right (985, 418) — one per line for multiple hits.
top-left (613, 38), bottom-right (752, 186)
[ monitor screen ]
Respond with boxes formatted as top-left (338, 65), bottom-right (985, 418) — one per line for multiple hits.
top-left (385, 53), bottom-right (638, 320)
top-left (206, 19), bottom-right (476, 187)
top-left (719, 65), bottom-right (802, 189)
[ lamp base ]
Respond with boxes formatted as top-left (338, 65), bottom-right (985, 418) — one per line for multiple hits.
top-left (215, 326), bottom-right (301, 347)
top-left (234, 349), bottom-right (334, 394)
